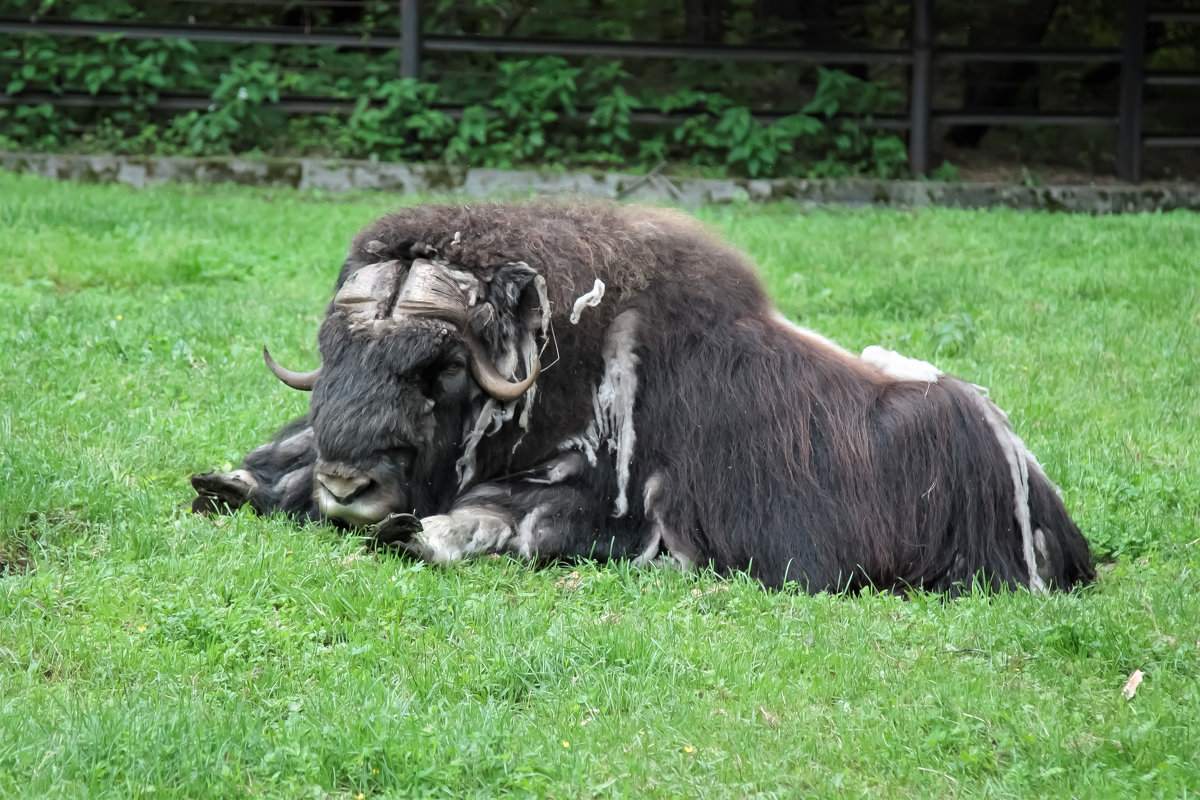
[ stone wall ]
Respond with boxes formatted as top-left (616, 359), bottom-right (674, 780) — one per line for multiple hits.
top-left (4, 151), bottom-right (1199, 213)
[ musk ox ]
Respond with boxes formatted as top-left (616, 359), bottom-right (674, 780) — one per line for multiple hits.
top-left (192, 200), bottom-right (1094, 593)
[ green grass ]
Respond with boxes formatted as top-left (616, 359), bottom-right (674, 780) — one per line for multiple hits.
top-left (1, 170), bottom-right (1197, 798)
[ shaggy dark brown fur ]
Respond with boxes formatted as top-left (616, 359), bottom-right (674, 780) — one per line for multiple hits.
top-left (192, 200), bottom-right (1094, 593)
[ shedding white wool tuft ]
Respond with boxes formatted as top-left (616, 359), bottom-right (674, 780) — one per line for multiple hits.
top-left (455, 399), bottom-right (503, 489)
top-left (861, 345), bottom-right (943, 384)
top-left (570, 279), bottom-right (606, 324)
top-left (519, 273), bottom-right (551, 430)
top-left (595, 311), bottom-right (641, 516)
top-left (454, 269), bottom-right (550, 486)
top-left (560, 311), bottom-right (640, 516)
top-left (960, 383), bottom-right (1048, 593)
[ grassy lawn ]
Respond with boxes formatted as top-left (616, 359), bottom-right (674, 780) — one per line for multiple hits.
top-left (0, 170), bottom-right (1197, 798)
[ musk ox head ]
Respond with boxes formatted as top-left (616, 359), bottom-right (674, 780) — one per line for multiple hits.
top-left (264, 257), bottom-right (543, 527)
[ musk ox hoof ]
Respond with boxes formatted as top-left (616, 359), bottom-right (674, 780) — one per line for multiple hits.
top-left (191, 494), bottom-right (229, 516)
top-left (375, 513), bottom-right (423, 546)
top-left (190, 469), bottom-right (258, 515)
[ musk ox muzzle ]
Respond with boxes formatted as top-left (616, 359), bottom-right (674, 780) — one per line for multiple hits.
top-left (312, 460), bottom-right (406, 527)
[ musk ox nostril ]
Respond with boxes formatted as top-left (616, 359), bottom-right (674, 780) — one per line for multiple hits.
top-left (316, 471), bottom-right (373, 505)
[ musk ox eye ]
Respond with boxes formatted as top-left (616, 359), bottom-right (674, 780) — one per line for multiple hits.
top-left (384, 446), bottom-right (416, 467)
top-left (419, 358), bottom-right (469, 400)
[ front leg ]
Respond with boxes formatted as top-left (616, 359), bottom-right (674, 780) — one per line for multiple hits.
top-left (191, 416), bottom-right (319, 521)
top-left (378, 451), bottom-right (649, 565)
top-left (378, 505), bottom-right (519, 564)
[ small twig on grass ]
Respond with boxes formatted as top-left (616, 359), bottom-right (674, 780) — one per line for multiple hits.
top-left (1122, 669), bottom-right (1145, 700)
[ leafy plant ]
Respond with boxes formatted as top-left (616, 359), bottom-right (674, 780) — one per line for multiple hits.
top-left (332, 79), bottom-right (455, 162)
top-left (929, 160), bottom-right (962, 182)
top-left (928, 311), bottom-right (978, 356)
top-left (0, 29), bottom-right (912, 179)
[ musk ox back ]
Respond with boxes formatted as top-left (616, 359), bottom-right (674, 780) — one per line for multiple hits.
top-left (192, 200), bottom-right (1094, 593)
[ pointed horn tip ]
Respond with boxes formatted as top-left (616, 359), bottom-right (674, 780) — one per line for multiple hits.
top-left (457, 325), bottom-right (541, 404)
top-left (263, 345), bottom-right (321, 392)
top-left (477, 356), bottom-right (541, 404)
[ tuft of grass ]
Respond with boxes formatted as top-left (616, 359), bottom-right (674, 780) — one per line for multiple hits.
top-left (0, 171), bottom-right (1197, 798)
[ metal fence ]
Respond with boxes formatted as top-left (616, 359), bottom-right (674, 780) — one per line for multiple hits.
top-left (2, 0), bottom-right (1197, 182)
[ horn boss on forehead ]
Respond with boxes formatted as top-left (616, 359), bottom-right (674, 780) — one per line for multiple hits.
top-left (263, 258), bottom-right (539, 402)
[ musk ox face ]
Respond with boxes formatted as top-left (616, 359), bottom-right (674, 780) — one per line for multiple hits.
top-left (307, 319), bottom-right (473, 525)
top-left (263, 258), bottom-right (540, 527)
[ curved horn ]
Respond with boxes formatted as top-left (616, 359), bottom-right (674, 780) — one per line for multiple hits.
top-left (461, 327), bottom-right (540, 403)
top-left (263, 347), bottom-right (321, 391)
top-left (396, 259), bottom-right (539, 402)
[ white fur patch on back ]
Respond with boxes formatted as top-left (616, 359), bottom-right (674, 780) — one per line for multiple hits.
top-left (772, 311), bottom-right (857, 359)
top-left (861, 345), bottom-right (943, 384)
top-left (960, 384), bottom-right (1048, 593)
top-left (570, 279), bottom-right (606, 324)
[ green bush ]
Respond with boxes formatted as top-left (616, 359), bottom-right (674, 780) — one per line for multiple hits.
top-left (0, 31), bottom-right (909, 178)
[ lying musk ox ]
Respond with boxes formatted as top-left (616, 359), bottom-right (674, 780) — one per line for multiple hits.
top-left (192, 201), bottom-right (1094, 593)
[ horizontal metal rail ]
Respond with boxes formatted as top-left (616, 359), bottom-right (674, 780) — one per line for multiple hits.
top-left (161, 0), bottom-right (371, 6)
top-left (0, 91), bottom-right (360, 113)
top-left (0, 19), bottom-right (913, 63)
top-left (423, 38), bottom-right (910, 63)
top-left (1144, 134), bottom-right (1200, 147)
top-left (933, 111), bottom-right (1120, 126)
top-left (0, 18), bottom-right (399, 47)
top-left (936, 46), bottom-right (1121, 64)
top-left (1147, 9), bottom-right (1200, 23)
top-left (1145, 71), bottom-right (1200, 86)
top-left (2, 18), bottom-right (1136, 67)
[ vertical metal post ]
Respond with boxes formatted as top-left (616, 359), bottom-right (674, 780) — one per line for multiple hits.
top-left (909, 0), bottom-right (932, 177)
top-left (1118, 0), bottom-right (1146, 182)
top-left (400, 0), bottom-right (422, 80)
